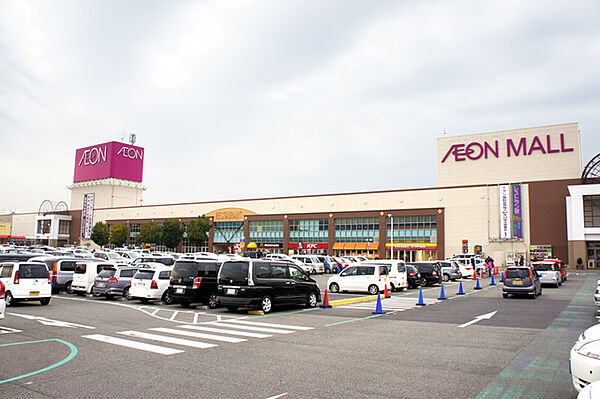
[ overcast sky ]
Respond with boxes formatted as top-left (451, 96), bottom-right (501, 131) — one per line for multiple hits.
top-left (1, 0), bottom-right (599, 212)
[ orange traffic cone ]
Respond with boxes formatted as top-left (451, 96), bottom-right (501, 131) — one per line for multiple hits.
top-left (384, 283), bottom-right (390, 298)
top-left (473, 270), bottom-right (477, 280)
top-left (320, 289), bottom-right (332, 308)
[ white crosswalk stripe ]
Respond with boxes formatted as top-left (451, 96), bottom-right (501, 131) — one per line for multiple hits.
top-left (117, 330), bottom-right (218, 349)
top-left (82, 320), bottom-right (314, 356)
top-left (340, 296), bottom-right (440, 311)
top-left (83, 334), bottom-right (184, 355)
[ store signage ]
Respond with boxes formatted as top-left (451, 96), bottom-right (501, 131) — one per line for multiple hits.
top-left (74, 141), bottom-right (144, 183)
top-left (288, 243), bottom-right (328, 249)
top-left (81, 193), bottom-right (95, 239)
top-left (441, 133), bottom-right (574, 163)
top-left (206, 207), bottom-right (256, 222)
top-left (499, 185), bottom-right (511, 239)
top-left (512, 184), bottom-right (523, 238)
top-left (259, 243), bottom-right (282, 249)
top-left (461, 240), bottom-right (468, 254)
top-left (385, 243), bottom-right (437, 250)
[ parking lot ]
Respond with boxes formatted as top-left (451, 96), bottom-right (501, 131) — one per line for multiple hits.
top-left (0, 268), bottom-right (597, 398)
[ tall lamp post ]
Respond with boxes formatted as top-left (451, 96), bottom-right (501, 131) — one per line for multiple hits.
top-left (388, 214), bottom-right (393, 260)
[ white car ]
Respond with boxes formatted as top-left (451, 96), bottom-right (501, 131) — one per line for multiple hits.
top-left (361, 259), bottom-right (407, 292)
top-left (571, 325), bottom-right (600, 392)
top-left (71, 261), bottom-right (117, 295)
top-left (578, 380), bottom-right (600, 398)
top-left (0, 262), bottom-right (52, 306)
top-left (0, 281), bottom-right (6, 319)
top-left (327, 264), bottom-right (390, 295)
top-left (291, 255), bottom-right (324, 274)
top-left (264, 254), bottom-right (306, 268)
top-left (128, 266), bottom-right (173, 303)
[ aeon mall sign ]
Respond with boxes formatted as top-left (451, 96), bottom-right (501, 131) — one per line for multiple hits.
top-left (73, 141), bottom-right (144, 182)
top-left (441, 133), bottom-right (574, 163)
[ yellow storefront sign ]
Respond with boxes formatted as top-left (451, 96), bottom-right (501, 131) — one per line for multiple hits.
top-left (0, 222), bottom-right (11, 236)
top-left (205, 207), bottom-right (257, 222)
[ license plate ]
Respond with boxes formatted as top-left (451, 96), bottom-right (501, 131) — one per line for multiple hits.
top-left (513, 280), bottom-right (522, 285)
top-left (29, 291), bottom-right (39, 297)
top-left (176, 288), bottom-right (184, 294)
top-left (136, 283), bottom-right (144, 287)
top-left (226, 288), bottom-right (237, 295)
top-left (97, 282), bottom-right (106, 287)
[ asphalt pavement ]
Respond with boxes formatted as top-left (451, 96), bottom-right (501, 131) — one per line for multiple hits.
top-left (0, 270), bottom-right (597, 398)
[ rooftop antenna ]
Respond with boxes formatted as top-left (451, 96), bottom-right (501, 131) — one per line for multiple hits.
top-left (120, 124), bottom-right (127, 142)
top-left (129, 133), bottom-right (137, 145)
top-left (443, 129), bottom-right (447, 135)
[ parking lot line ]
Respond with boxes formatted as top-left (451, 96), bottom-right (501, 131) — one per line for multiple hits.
top-left (207, 321), bottom-right (295, 334)
top-left (117, 331), bottom-right (218, 349)
top-left (82, 334), bottom-right (184, 355)
top-left (149, 327), bottom-right (247, 343)
top-left (179, 325), bottom-right (272, 338)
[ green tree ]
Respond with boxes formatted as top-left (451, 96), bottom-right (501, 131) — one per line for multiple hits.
top-left (138, 221), bottom-right (162, 245)
top-left (109, 223), bottom-right (128, 247)
top-left (162, 219), bottom-right (184, 250)
top-left (186, 215), bottom-right (212, 247)
top-left (90, 222), bottom-right (109, 247)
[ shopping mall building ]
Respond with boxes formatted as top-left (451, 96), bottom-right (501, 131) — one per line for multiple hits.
top-left (2, 122), bottom-right (600, 267)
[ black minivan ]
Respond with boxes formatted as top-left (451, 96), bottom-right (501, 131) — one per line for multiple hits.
top-left (408, 262), bottom-right (443, 286)
top-left (217, 260), bottom-right (321, 313)
top-left (169, 260), bottom-right (221, 308)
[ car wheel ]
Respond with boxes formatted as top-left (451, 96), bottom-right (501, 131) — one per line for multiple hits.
top-left (123, 287), bottom-right (131, 300)
top-left (161, 290), bottom-right (173, 305)
top-left (306, 291), bottom-right (318, 308)
top-left (207, 292), bottom-right (218, 309)
top-left (368, 284), bottom-right (379, 295)
top-left (329, 282), bottom-right (340, 293)
top-left (5, 292), bottom-right (14, 307)
top-left (442, 274), bottom-right (450, 282)
top-left (65, 281), bottom-right (73, 294)
top-left (40, 297), bottom-right (50, 306)
top-left (419, 278), bottom-right (428, 287)
top-left (261, 296), bottom-right (273, 313)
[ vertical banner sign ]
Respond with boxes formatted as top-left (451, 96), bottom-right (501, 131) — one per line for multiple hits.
top-left (511, 184), bottom-right (523, 238)
top-left (499, 185), bottom-right (511, 239)
top-left (461, 240), bottom-right (468, 254)
top-left (81, 193), bottom-right (95, 239)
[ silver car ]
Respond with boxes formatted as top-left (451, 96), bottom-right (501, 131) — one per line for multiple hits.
top-left (532, 261), bottom-right (562, 288)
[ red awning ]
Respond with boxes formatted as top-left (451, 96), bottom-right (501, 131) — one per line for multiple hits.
top-left (9, 236), bottom-right (26, 239)
top-left (0, 235), bottom-right (8, 239)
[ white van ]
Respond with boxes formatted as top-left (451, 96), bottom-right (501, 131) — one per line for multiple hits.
top-left (327, 264), bottom-right (390, 295)
top-left (0, 262), bottom-right (52, 306)
top-left (291, 255), bottom-right (324, 274)
top-left (71, 261), bottom-right (117, 295)
top-left (360, 259), bottom-right (407, 292)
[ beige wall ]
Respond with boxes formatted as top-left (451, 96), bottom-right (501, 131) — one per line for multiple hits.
top-left (70, 178), bottom-right (144, 210)
top-left (11, 213), bottom-right (37, 237)
top-left (437, 123), bottom-right (582, 186)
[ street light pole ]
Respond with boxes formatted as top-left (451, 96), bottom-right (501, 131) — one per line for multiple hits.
top-left (388, 214), bottom-right (393, 260)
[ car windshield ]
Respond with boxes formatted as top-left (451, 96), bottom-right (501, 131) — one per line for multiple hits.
top-left (506, 269), bottom-right (530, 279)
top-left (134, 270), bottom-right (154, 280)
top-left (533, 263), bottom-right (553, 271)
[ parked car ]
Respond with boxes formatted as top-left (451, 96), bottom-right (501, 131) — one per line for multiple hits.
top-left (131, 256), bottom-right (175, 267)
top-left (94, 251), bottom-right (126, 263)
top-left (453, 259), bottom-right (474, 278)
top-left (578, 380), bottom-right (600, 398)
top-left (291, 255), bottom-right (324, 274)
top-left (71, 261), bottom-right (118, 295)
top-left (327, 264), bottom-right (390, 295)
top-left (92, 267), bottom-right (139, 299)
top-left (406, 265), bottom-right (422, 288)
top-left (543, 258), bottom-right (567, 282)
top-left (571, 324), bottom-right (600, 392)
top-left (333, 256), bottom-right (348, 271)
top-left (263, 254), bottom-right (305, 269)
top-left (29, 256), bottom-right (101, 294)
top-left (408, 262), bottom-right (443, 286)
top-left (361, 259), bottom-right (407, 291)
top-left (438, 261), bottom-right (462, 282)
top-left (217, 260), bottom-right (321, 313)
top-left (0, 253), bottom-right (40, 263)
top-left (0, 262), bottom-right (51, 306)
top-left (318, 256), bottom-right (340, 273)
top-left (596, 286), bottom-right (600, 307)
top-left (0, 281), bottom-right (6, 318)
top-left (531, 261), bottom-right (562, 288)
top-left (169, 260), bottom-right (221, 308)
top-left (502, 267), bottom-right (542, 298)
top-left (128, 267), bottom-right (173, 304)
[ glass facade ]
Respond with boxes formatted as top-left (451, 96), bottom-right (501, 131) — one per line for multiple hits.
top-left (584, 195), bottom-right (600, 228)
top-left (335, 217), bottom-right (379, 243)
top-left (386, 215), bottom-right (437, 243)
top-left (249, 220), bottom-right (283, 243)
top-left (289, 219), bottom-right (328, 243)
top-left (58, 220), bottom-right (70, 235)
top-left (214, 221), bottom-right (244, 244)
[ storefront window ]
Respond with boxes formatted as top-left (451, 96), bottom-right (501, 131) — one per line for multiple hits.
top-left (584, 195), bottom-right (600, 227)
top-left (386, 215), bottom-right (437, 243)
top-left (58, 220), bottom-right (70, 235)
top-left (334, 218), bottom-right (379, 243)
top-left (289, 219), bottom-right (328, 243)
top-left (214, 221), bottom-right (244, 244)
top-left (249, 220), bottom-right (283, 243)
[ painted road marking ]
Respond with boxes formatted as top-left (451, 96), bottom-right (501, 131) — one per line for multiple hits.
top-left (9, 313), bottom-right (96, 329)
top-left (149, 327), bottom-right (247, 343)
top-left (0, 326), bottom-right (22, 334)
top-left (179, 325), bottom-right (272, 338)
top-left (117, 331), bottom-right (218, 349)
top-left (266, 393), bottom-right (288, 399)
top-left (225, 319), bottom-right (314, 331)
top-left (458, 311), bottom-right (497, 328)
top-left (207, 321), bottom-right (295, 334)
top-left (83, 334), bottom-right (183, 355)
top-left (340, 296), bottom-right (439, 311)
